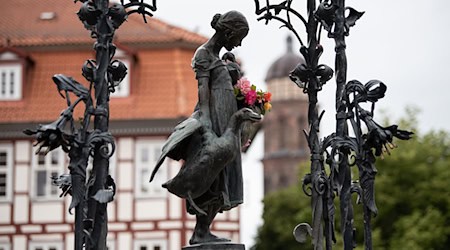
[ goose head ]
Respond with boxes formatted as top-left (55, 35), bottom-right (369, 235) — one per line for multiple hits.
top-left (228, 108), bottom-right (262, 133)
top-left (236, 108), bottom-right (263, 123)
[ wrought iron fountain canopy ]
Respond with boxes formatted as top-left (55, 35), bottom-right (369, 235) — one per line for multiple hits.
top-left (24, 0), bottom-right (412, 249)
top-left (254, 0), bottom-right (412, 250)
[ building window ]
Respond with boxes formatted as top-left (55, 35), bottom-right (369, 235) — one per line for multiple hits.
top-left (0, 64), bottom-right (22, 100)
top-left (0, 242), bottom-right (10, 250)
top-left (110, 58), bottom-right (130, 98)
top-left (31, 148), bottom-right (65, 199)
top-left (0, 143), bottom-right (13, 202)
top-left (29, 242), bottom-right (62, 250)
top-left (135, 139), bottom-right (167, 198)
top-left (134, 240), bottom-right (167, 250)
top-left (106, 239), bottom-right (115, 250)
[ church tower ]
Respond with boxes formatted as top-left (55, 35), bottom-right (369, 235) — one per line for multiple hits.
top-left (262, 36), bottom-right (310, 194)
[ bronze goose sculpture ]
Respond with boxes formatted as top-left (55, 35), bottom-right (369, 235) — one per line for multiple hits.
top-left (150, 108), bottom-right (262, 215)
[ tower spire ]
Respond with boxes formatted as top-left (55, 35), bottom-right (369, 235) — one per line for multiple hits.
top-left (286, 35), bottom-right (293, 53)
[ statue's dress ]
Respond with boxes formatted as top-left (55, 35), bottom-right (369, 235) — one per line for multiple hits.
top-left (189, 46), bottom-right (243, 213)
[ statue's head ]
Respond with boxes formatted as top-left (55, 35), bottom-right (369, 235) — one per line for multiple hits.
top-left (211, 11), bottom-right (249, 51)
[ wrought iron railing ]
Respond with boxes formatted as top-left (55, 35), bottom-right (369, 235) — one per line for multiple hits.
top-left (25, 1), bottom-right (157, 249)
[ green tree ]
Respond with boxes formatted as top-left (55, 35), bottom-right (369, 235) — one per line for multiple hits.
top-left (253, 114), bottom-right (450, 249)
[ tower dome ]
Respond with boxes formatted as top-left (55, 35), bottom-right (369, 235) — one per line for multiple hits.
top-left (265, 36), bottom-right (306, 102)
top-left (262, 36), bottom-right (309, 195)
top-left (265, 36), bottom-right (305, 82)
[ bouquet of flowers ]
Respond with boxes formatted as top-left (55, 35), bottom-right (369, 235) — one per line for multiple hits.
top-left (233, 77), bottom-right (272, 115)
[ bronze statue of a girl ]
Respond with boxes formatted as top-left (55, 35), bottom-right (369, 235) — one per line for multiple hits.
top-left (151, 10), bottom-right (251, 245)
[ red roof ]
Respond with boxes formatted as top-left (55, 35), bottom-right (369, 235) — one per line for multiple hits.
top-left (0, 0), bottom-right (207, 124)
top-left (0, 0), bottom-right (206, 47)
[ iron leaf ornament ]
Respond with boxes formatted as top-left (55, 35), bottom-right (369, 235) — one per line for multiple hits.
top-left (24, 0), bottom-right (158, 249)
top-left (254, 0), bottom-right (412, 249)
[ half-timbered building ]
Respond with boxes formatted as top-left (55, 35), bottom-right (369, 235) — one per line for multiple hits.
top-left (0, 1), bottom-right (241, 249)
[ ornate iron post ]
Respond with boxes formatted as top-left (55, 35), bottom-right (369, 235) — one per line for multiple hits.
top-left (254, 1), bottom-right (412, 249)
top-left (24, 1), bottom-right (157, 249)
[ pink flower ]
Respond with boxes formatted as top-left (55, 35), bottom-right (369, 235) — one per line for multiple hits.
top-left (236, 77), bottom-right (252, 95)
top-left (245, 90), bottom-right (257, 105)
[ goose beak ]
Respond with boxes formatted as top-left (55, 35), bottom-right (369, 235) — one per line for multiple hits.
top-left (249, 112), bottom-right (263, 122)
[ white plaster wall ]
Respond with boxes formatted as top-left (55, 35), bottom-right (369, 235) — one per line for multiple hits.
top-left (30, 234), bottom-right (62, 241)
top-left (215, 211), bottom-right (227, 220)
top-left (158, 221), bottom-right (182, 230)
top-left (31, 202), bottom-right (63, 223)
top-left (21, 225), bottom-right (42, 234)
top-left (109, 222), bottom-right (127, 231)
top-left (117, 162), bottom-right (133, 190)
top-left (13, 195), bottom-right (28, 224)
top-left (0, 204), bottom-right (10, 224)
top-left (168, 160), bottom-right (182, 219)
top-left (228, 206), bottom-right (239, 221)
top-left (15, 140), bottom-right (30, 162)
top-left (135, 199), bottom-right (166, 220)
top-left (168, 159), bottom-right (181, 179)
top-left (169, 230), bottom-right (181, 250)
top-left (0, 226), bottom-right (14, 234)
top-left (14, 164), bottom-right (29, 192)
top-left (107, 201), bottom-right (116, 221)
top-left (65, 233), bottom-right (74, 250)
top-left (118, 232), bottom-right (132, 250)
top-left (214, 222), bottom-right (239, 231)
top-left (46, 224), bottom-right (71, 233)
top-left (169, 191), bottom-right (181, 219)
top-left (65, 197), bottom-right (75, 223)
top-left (131, 222), bottom-right (155, 231)
top-left (13, 235), bottom-right (27, 250)
top-left (118, 138), bottom-right (133, 160)
top-left (134, 231), bottom-right (165, 239)
top-left (117, 192), bottom-right (133, 221)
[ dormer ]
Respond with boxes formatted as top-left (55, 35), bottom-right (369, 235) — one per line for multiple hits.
top-left (110, 44), bottom-right (135, 98)
top-left (0, 48), bottom-right (31, 101)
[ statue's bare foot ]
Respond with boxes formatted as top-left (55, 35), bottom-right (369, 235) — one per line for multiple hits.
top-left (189, 232), bottom-right (231, 245)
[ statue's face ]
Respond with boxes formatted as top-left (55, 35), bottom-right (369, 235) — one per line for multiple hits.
top-left (224, 29), bottom-right (248, 51)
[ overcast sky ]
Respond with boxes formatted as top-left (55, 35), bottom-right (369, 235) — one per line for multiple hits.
top-left (153, 0), bottom-right (450, 247)
top-left (155, 0), bottom-right (450, 136)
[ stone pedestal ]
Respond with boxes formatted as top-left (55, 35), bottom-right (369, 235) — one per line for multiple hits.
top-left (182, 243), bottom-right (245, 250)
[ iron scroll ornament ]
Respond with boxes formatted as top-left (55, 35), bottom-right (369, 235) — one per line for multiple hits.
top-left (24, 1), bottom-right (157, 250)
top-left (254, 1), bottom-right (412, 250)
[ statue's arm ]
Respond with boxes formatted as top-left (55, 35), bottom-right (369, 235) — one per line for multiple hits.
top-left (193, 48), bottom-right (212, 129)
top-left (198, 77), bottom-right (212, 129)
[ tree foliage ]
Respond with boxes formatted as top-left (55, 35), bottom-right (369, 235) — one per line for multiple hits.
top-left (253, 113), bottom-right (450, 249)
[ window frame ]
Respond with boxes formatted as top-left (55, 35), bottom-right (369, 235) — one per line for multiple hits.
top-left (28, 242), bottom-right (63, 250)
top-left (30, 147), bottom-right (65, 201)
top-left (0, 62), bottom-right (22, 101)
top-left (0, 143), bottom-right (13, 202)
top-left (133, 239), bottom-right (167, 250)
top-left (0, 242), bottom-right (11, 250)
top-left (134, 139), bottom-right (168, 198)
